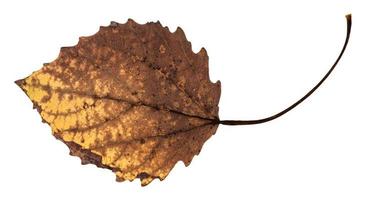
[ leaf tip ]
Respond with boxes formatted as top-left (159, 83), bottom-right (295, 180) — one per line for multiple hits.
top-left (14, 78), bottom-right (25, 89)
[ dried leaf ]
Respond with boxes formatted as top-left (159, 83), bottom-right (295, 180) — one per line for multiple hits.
top-left (16, 19), bottom-right (221, 186)
top-left (16, 15), bottom-right (352, 186)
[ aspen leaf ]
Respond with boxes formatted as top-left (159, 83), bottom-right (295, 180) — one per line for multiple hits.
top-left (16, 15), bottom-right (351, 186)
top-left (16, 19), bottom-right (220, 186)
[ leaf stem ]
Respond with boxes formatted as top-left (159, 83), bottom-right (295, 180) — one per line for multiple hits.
top-left (219, 14), bottom-right (352, 126)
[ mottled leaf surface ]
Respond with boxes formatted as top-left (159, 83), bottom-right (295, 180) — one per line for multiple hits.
top-left (16, 19), bottom-right (221, 185)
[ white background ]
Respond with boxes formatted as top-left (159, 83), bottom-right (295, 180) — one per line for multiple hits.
top-left (0, 0), bottom-right (365, 199)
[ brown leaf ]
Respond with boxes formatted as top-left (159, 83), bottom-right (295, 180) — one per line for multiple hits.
top-left (16, 19), bottom-right (221, 186)
top-left (15, 14), bottom-right (352, 186)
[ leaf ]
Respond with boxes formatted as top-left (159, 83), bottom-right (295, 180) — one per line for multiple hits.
top-left (16, 15), bottom-right (352, 186)
top-left (16, 19), bottom-right (221, 186)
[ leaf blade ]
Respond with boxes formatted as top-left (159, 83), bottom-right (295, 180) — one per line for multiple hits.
top-left (16, 19), bottom-right (221, 185)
